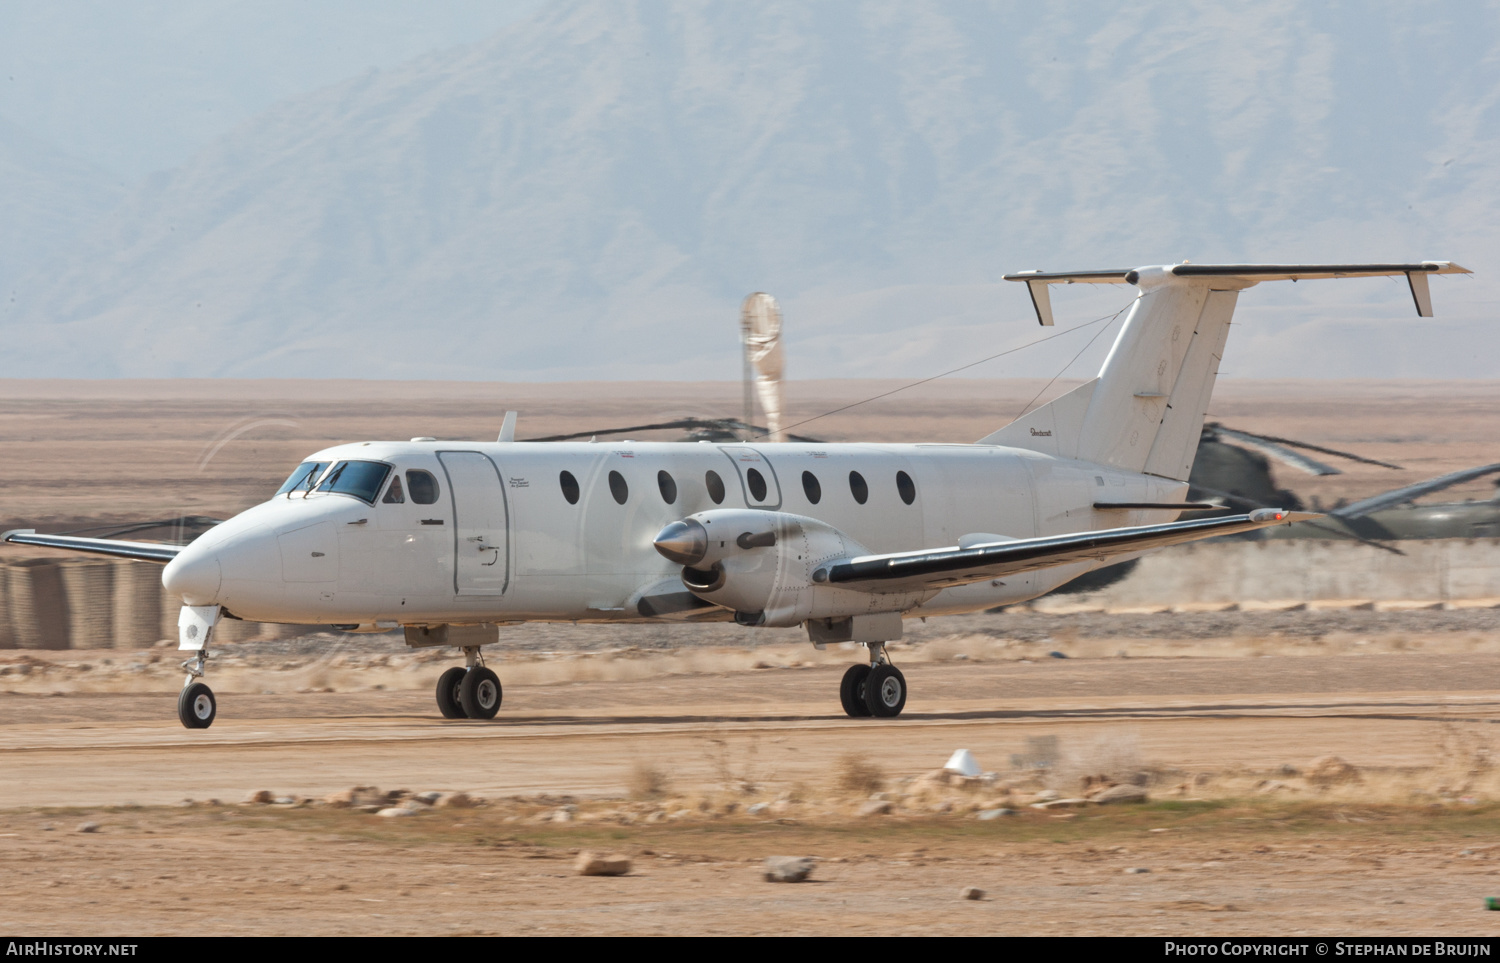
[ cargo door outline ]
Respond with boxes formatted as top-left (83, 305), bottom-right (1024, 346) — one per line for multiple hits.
top-left (437, 451), bottom-right (510, 596)
top-left (718, 447), bottom-right (782, 510)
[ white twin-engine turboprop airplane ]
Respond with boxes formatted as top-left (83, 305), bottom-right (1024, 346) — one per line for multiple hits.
top-left (4, 261), bottom-right (1468, 728)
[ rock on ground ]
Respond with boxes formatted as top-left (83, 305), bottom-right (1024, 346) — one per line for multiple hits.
top-left (961, 886), bottom-right (985, 900)
top-left (575, 851), bottom-right (632, 876)
top-left (244, 790), bottom-right (274, 804)
top-left (1093, 785), bottom-right (1149, 805)
top-left (764, 856), bottom-right (815, 883)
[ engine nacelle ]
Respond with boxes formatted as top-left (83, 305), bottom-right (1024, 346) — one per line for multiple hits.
top-left (652, 509), bottom-right (935, 628)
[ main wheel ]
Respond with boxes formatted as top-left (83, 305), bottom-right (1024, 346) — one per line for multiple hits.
top-left (840, 664), bottom-right (872, 718)
top-left (178, 682), bottom-right (217, 729)
top-left (458, 666), bottom-right (502, 720)
top-left (436, 666), bottom-right (467, 719)
top-left (863, 664), bottom-right (907, 718)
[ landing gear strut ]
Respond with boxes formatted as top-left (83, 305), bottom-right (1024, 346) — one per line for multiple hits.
top-left (434, 647), bottom-right (503, 720)
top-left (840, 643), bottom-right (906, 719)
top-left (177, 650), bottom-right (217, 729)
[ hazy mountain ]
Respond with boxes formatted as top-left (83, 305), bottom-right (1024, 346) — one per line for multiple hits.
top-left (4, 0), bottom-right (1498, 382)
top-left (0, 117), bottom-right (123, 300)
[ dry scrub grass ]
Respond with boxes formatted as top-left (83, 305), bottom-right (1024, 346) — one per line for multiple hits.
top-left (1045, 731), bottom-right (1144, 793)
top-left (834, 753), bottom-right (886, 795)
top-left (626, 761), bottom-right (672, 800)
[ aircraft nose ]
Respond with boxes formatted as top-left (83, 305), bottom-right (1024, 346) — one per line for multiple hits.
top-left (653, 519), bottom-right (708, 566)
top-left (162, 545), bottom-right (222, 605)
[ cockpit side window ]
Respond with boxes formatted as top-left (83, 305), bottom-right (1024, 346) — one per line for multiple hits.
top-left (406, 470), bottom-right (440, 505)
top-left (382, 474), bottom-right (406, 504)
top-left (277, 461), bottom-right (328, 496)
top-left (315, 460), bottom-right (392, 504)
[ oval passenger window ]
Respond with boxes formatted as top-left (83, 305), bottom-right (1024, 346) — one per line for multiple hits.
top-left (747, 467), bottom-right (767, 502)
top-left (658, 470), bottom-right (677, 505)
top-left (705, 470), bottom-right (725, 505)
top-left (406, 470), bottom-right (441, 505)
top-left (896, 470), bottom-right (916, 505)
top-left (559, 470), bottom-right (580, 505)
top-left (849, 470), bottom-right (869, 505)
top-left (802, 470), bottom-right (821, 504)
top-left (608, 470), bottom-right (629, 505)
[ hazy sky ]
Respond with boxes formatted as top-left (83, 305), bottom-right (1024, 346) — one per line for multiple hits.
top-left (0, 0), bottom-right (547, 176)
top-left (0, 1), bottom-right (1493, 383)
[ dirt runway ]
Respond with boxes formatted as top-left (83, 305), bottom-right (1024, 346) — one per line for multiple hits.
top-left (5, 653), bottom-right (1500, 935)
top-left (4, 654), bottom-right (1500, 808)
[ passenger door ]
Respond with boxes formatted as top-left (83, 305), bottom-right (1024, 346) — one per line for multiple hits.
top-left (438, 451), bottom-right (510, 596)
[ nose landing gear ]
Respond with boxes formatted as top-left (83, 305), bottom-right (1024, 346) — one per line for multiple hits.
top-left (839, 643), bottom-right (906, 719)
top-left (177, 650), bottom-right (217, 729)
top-left (434, 647), bottom-right (503, 720)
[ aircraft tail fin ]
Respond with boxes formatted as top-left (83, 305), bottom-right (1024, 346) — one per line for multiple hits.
top-left (982, 262), bottom-right (1469, 480)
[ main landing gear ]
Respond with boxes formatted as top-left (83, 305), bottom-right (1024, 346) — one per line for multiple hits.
top-left (839, 643), bottom-right (906, 719)
top-left (435, 646), bottom-right (502, 720)
top-left (177, 650), bottom-right (217, 729)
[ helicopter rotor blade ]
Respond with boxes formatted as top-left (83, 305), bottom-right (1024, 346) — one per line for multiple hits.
top-left (1330, 462), bottom-right (1500, 520)
top-left (523, 417), bottom-right (824, 444)
top-left (1188, 483), bottom-right (1406, 555)
top-left (1213, 426), bottom-right (1404, 472)
top-left (1212, 428), bottom-right (1343, 475)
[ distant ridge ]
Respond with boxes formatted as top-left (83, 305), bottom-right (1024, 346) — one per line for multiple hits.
top-left (2, 1), bottom-right (1496, 380)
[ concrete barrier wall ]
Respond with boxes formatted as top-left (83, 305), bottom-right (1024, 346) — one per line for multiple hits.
top-left (0, 557), bottom-right (310, 649)
top-left (1064, 537), bottom-right (1500, 607)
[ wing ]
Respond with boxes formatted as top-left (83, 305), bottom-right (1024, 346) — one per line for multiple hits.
top-left (823, 509), bottom-right (1316, 590)
top-left (2, 529), bottom-right (182, 563)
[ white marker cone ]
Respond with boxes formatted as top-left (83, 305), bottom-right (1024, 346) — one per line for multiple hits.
top-left (944, 749), bottom-right (981, 777)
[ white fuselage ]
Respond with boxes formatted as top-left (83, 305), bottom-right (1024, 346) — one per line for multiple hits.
top-left (162, 439), bottom-right (1188, 627)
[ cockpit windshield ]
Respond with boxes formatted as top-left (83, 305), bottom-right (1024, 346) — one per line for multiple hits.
top-left (276, 462), bottom-right (329, 496)
top-left (315, 460), bottom-right (392, 504)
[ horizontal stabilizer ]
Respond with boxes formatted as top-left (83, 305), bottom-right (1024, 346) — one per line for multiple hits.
top-left (1, 529), bottom-right (182, 563)
top-left (825, 509), bottom-right (1316, 591)
top-left (1004, 261), bottom-right (1470, 324)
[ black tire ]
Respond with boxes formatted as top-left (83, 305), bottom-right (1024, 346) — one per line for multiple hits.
top-left (863, 664), bottom-right (907, 718)
top-left (840, 664), bottom-right (872, 718)
top-left (436, 666), bottom-right (467, 719)
top-left (177, 682), bottom-right (216, 729)
top-left (458, 666), bottom-right (502, 720)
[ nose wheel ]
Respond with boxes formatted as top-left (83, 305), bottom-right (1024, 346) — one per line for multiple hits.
top-left (839, 645), bottom-right (906, 719)
top-left (434, 648), bottom-right (503, 720)
top-left (177, 650), bottom-right (217, 729)
top-left (178, 682), bottom-right (217, 728)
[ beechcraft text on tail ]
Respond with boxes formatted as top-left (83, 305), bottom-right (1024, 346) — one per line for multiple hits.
top-left (3, 260), bottom-right (1468, 727)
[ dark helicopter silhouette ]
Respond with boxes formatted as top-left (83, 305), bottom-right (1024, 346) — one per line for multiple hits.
top-left (1184, 423), bottom-right (1500, 549)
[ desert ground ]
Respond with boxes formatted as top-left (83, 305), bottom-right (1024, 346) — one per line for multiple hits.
top-left (1, 378), bottom-right (1498, 936)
